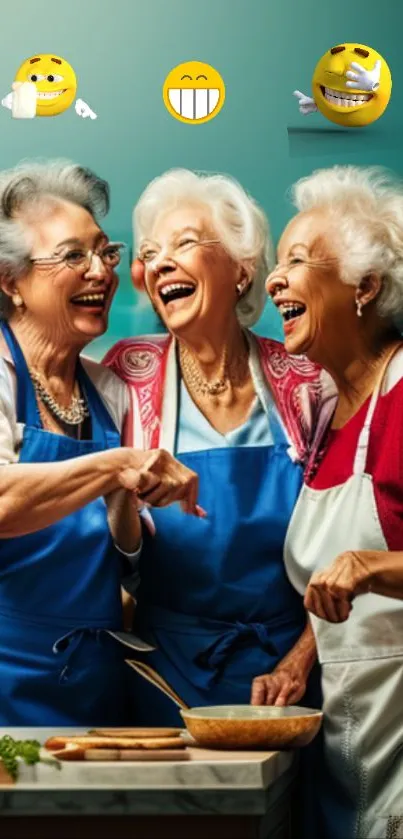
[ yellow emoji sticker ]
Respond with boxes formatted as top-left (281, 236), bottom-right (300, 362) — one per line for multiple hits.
top-left (294, 43), bottom-right (392, 127)
top-left (14, 54), bottom-right (77, 117)
top-left (163, 61), bottom-right (225, 124)
top-left (312, 43), bottom-right (392, 127)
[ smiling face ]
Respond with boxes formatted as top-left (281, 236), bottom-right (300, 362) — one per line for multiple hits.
top-left (7, 202), bottom-right (118, 347)
top-left (266, 210), bottom-right (358, 364)
top-left (312, 43), bottom-right (391, 127)
top-left (163, 61), bottom-right (225, 124)
top-left (137, 204), bottom-right (240, 338)
top-left (14, 54), bottom-right (77, 116)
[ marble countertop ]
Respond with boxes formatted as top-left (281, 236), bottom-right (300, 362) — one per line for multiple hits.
top-left (0, 728), bottom-right (296, 817)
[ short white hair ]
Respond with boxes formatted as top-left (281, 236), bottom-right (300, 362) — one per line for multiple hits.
top-left (134, 168), bottom-right (274, 327)
top-left (0, 158), bottom-right (109, 318)
top-left (291, 165), bottom-right (403, 330)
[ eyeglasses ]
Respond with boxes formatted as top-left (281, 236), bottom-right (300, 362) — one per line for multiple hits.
top-left (138, 239), bottom-right (221, 267)
top-left (30, 242), bottom-right (126, 272)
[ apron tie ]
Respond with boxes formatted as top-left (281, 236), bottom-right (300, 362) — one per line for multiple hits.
top-left (53, 627), bottom-right (105, 684)
top-left (196, 620), bottom-right (277, 682)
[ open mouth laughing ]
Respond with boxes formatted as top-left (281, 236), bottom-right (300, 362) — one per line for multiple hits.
top-left (320, 85), bottom-right (373, 108)
top-left (158, 280), bottom-right (197, 305)
top-left (70, 292), bottom-right (107, 311)
top-left (277, 301), bottom-right (307, 330)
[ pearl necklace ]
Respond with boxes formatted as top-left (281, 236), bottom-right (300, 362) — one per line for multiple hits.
top-left (30, 370), bottom-right (89, 426)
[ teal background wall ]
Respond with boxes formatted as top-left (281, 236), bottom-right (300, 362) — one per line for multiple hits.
top-left (0, 0), bottom-right (401, 358)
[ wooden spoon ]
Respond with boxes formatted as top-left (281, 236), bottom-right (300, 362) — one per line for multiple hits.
top-left (125, 659), bottom-right (190, 710)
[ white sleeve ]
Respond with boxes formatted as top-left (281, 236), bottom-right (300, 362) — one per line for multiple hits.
top-left (0, 359), bottom-right (20, 464)
top-left (80, 356), bottom-right (129, 434)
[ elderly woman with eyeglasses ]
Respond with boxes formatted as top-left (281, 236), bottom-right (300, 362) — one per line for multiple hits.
top-left (103, 168), bottom-right (334, 723)
top-left (0, 160), bottom-right (201, 726)
top-left (266, 165), bottom-right (403, 839)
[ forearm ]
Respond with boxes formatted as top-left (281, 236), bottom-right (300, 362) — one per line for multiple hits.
top-left (0, 448), bottom-right (132, 537)
top-left (362, 550), bottom-right (403, 599)
top-left (106, 488), bottom-right (142, 554)
top-left (275, 618), bottom-right (317, 679)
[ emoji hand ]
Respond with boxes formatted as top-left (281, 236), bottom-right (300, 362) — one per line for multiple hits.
top-left (345, 60), bottom-right (381, 92)
top-left (10, 82), bottom-right (37, 119)
top-left (1, 92), bottom-right (13, 110)
top-left (75, 98), bottom-right (97, 119)
top-left (293, 90), bottom-right (318, 115)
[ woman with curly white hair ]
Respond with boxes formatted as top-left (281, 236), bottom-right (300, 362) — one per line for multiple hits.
top-left (266, 165), bottom-right (403, 839)
top-left (104, 168), bottom-right (333, 720)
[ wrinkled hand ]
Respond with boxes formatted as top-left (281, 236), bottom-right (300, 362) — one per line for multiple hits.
top-left (118, 448), bottom-right (206, 517)
top-left (345, 60), bottom-right (381, 92)
top-left (304, 551), bottom-right (372, 623)
top-left (251, 668), bottom-right (307, 706)
top-left (75, 98), bottom-right (97, 119)
top-left (293, 90), bottom-right (318, 115)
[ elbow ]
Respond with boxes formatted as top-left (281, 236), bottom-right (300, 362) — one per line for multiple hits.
top-left (0, 497), bottom-right (23, 537)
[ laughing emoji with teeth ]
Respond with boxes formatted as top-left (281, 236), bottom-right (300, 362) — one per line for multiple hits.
top-left (1, 54), bottom-right (97, 119)
top-left (293, 43), bottom-right (392, 127)
top-left (163, 61), bottom-right (225, 124)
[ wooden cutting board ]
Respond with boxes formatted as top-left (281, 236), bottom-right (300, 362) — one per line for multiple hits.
top-left (83, 748), bottom-right (189, 762)
top-left (89, 728), bottom-right (183, 738)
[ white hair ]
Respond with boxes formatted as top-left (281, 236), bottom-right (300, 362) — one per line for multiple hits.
top-left (291, 165), bottom-right (403, 330)
top-left (133, 168), bottom-right (274, 327)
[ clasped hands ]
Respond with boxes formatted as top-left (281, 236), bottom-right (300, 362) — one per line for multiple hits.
top-left (117, 447), bottom-right (206, 518)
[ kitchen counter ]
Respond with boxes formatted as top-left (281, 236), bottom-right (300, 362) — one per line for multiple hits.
top-left (0, 728), bottom-right (297, 839)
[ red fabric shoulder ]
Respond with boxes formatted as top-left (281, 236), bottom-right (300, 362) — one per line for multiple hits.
top-left (255, 336), bottom-right (325, 462)
top-left (102, 334), bottom-right (171, 383)
top-left (103, 335), bottom-right (172, 448)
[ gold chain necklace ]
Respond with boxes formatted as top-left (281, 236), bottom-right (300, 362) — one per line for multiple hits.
top-left (30, 369), bottom-right (89, 426)
top-left (179, 343), bottom-right (249, 397)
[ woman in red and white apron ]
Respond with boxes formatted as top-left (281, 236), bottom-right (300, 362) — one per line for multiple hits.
top-left (266, 164), bottom-right (403, 839)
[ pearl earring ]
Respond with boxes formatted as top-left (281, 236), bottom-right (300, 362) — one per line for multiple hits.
top-left (12, 293), bottom-right (23, 308)
top-left (236, 278), bottom-right (250, 297)
top-left (356, 299), bottom-right (363, 318)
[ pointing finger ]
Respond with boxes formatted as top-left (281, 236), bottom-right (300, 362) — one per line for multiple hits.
top-left (349, 61), bottom-right (365, 72)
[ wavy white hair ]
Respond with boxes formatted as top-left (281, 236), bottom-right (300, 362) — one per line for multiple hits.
top-left (0, 159), bottom-right (109, 318)
top-left (291, 165), bottom-right (403, 330)
top-left (133, 168), bottom-right (274, 327)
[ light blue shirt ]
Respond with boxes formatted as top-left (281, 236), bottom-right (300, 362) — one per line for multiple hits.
top-left (176, 378), bottom-right (286, 454)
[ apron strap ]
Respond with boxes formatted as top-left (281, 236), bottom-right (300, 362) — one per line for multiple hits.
top-left (1, 320), bottom-right (41, 427)
top-left (1, 321), bottom-right (119, 442)
top-left (247, 332), bottom-right (290, 447)
top-left (353, 341), bottom-right (403, 475)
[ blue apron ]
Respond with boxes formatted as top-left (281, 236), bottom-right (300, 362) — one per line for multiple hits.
top-left (0, 321), bottom-right (133, 726)
top-left (130, 405), bottom-right (316, 725)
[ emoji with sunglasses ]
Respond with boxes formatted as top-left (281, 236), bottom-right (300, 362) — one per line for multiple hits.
top-left (293, 43), bottom-right (392, 127)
